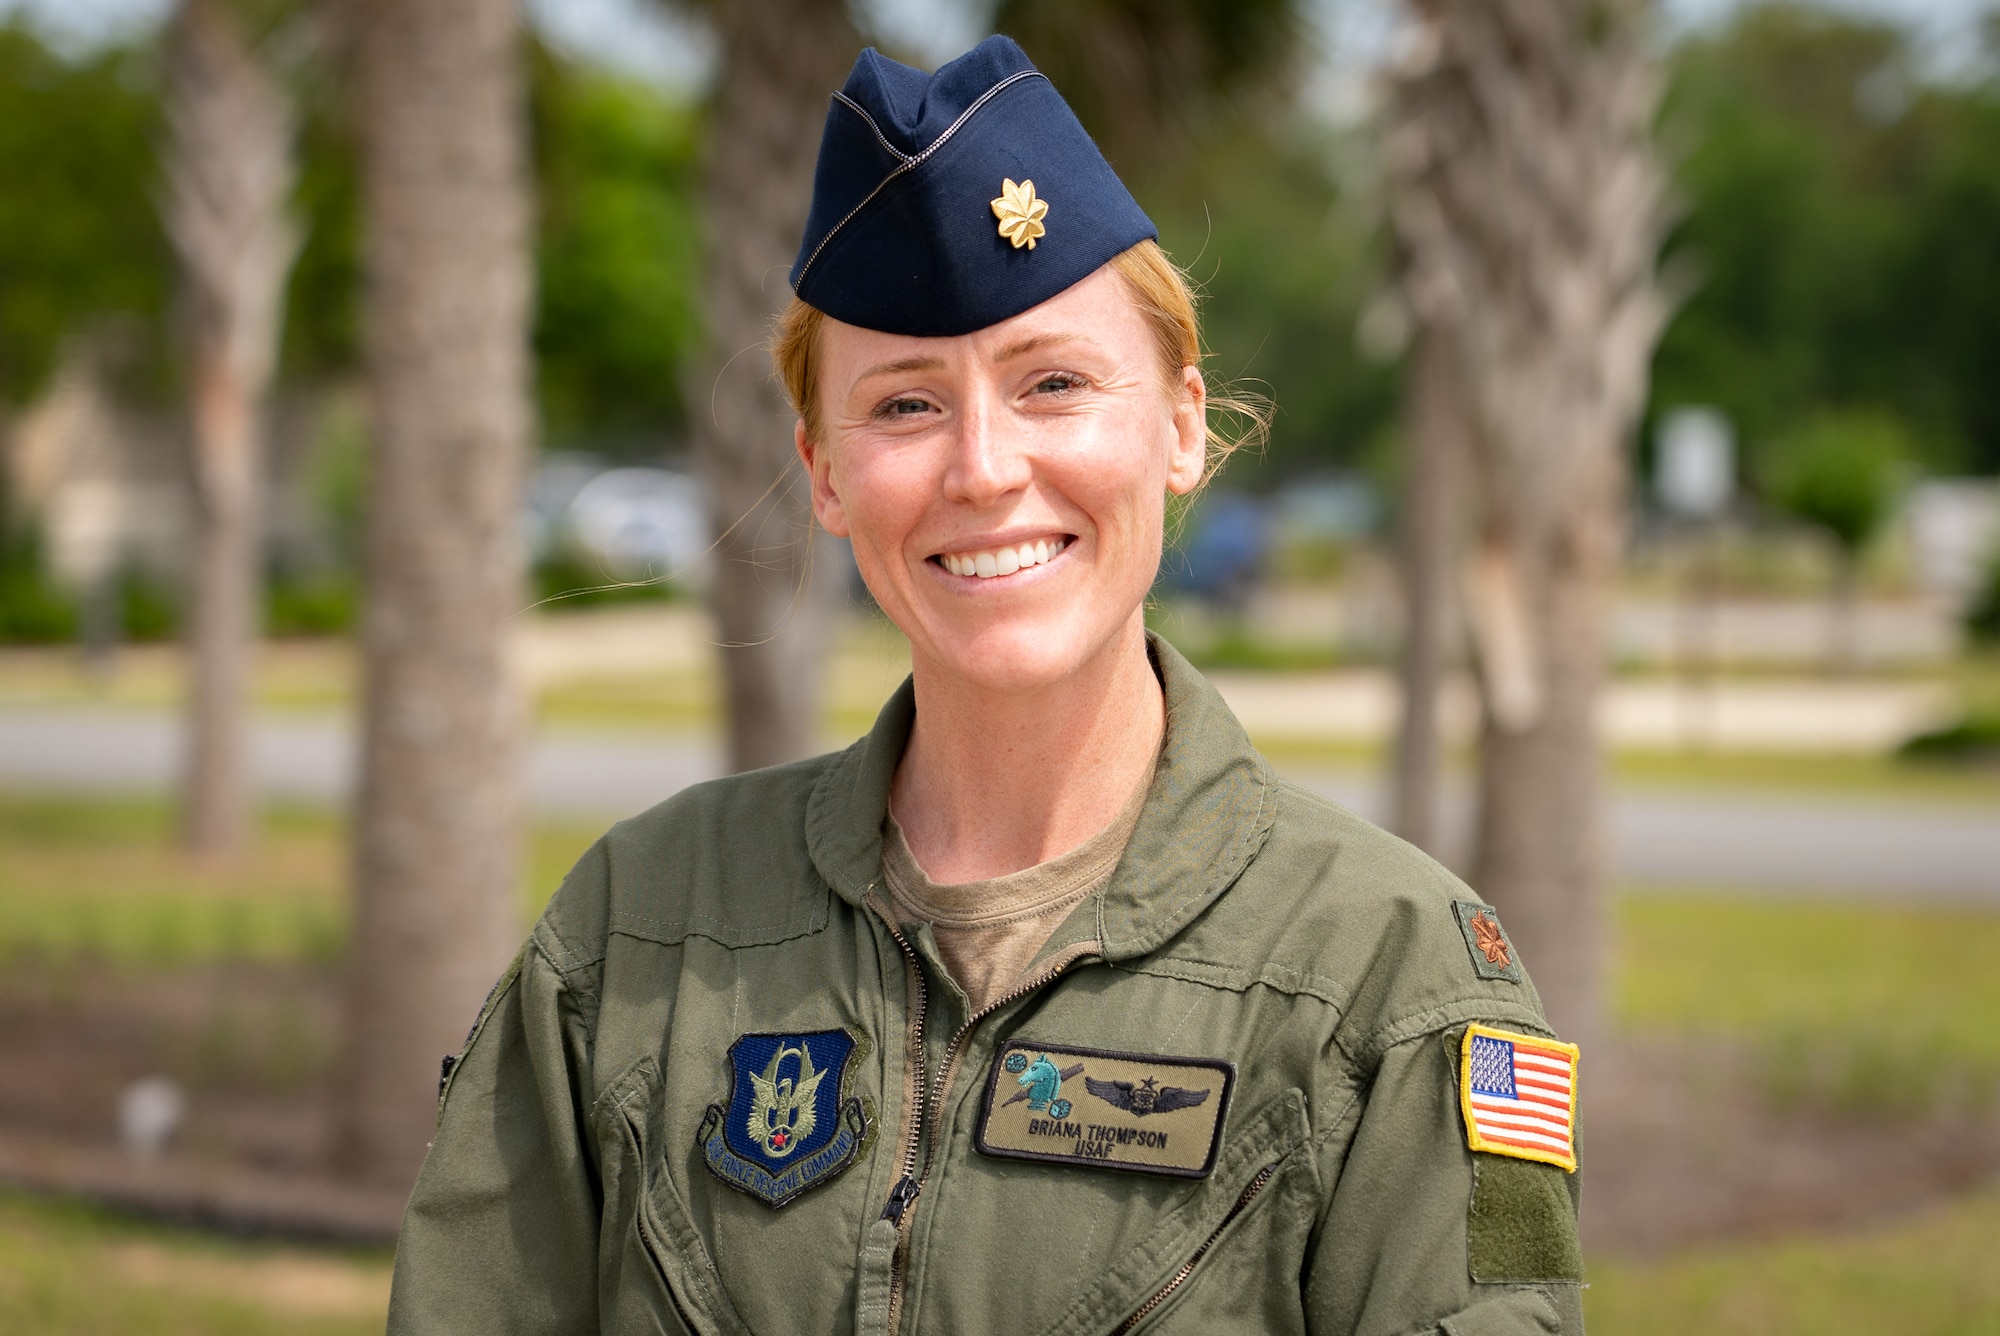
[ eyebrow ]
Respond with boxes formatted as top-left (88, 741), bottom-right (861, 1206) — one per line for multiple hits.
top-left (854, 355), bottom-right (946, 383)
top-left (849, 332), bottom-right (1096, 390)
top-left (991, 332), bottom-right (1091, 362)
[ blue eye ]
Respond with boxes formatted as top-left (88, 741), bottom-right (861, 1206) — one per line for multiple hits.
top-left (1035, 373), bottom-right (1084, 394)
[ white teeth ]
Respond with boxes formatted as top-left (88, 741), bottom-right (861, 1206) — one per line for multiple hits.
top-left (939, 537), bottom-right (1068, 579)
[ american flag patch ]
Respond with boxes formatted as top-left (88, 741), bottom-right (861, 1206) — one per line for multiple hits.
top-left (1459, 1023), bottom-right (1579, 1172)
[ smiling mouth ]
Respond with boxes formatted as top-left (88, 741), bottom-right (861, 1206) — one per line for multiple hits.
top-left (933, 536), bottom-right (1070, 579)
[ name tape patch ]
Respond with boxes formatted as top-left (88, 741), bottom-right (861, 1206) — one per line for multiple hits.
top-left (975, 1041), bottom-right (1234, 1179)
top-left (1459, 1023), bottom-right (1579, 1173)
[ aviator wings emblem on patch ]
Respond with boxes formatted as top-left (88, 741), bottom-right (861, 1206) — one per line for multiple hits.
top-left (747, 1041), bottom-right (826, 1157)
top-left (1084, 1075), bottom-right (1211, 1118)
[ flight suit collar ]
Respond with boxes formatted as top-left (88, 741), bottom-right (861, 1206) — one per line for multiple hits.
top-left (805, 633), bottom-right (1277, 962)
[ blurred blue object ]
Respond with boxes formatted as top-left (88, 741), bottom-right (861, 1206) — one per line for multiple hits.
top-left (1161, 491), bottom-right (1269, 607)
top-left (1273, 473), bottom-right (1380, 544)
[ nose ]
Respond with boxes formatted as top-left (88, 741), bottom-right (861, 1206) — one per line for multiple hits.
top-left (941, 388), bottom-right (1032, 507)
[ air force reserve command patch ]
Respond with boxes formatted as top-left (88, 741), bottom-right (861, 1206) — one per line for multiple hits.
top-left (1459, 1023), bottom-right (1579, 1172)
top-left (975, 1041), bottom-right (1233, 1178)
top-left (698, 1030), bottom-right (869, 1208)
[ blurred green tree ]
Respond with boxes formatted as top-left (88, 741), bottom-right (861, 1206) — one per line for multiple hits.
top-left (1761, 411), bottom-right (1907, 557)
top-left (283, 41), bottom-right (707, 456)
top-left (0, 24), bottom-right (165, 406)
top-left (530, 48), bottom-right (702, 454)
top-left (278, 52), bottom-right (360, 381)
top-left (1760, 409), bottom-right (1909, 669)
top-left (1147, 129), bottom-right (1394, 481)
top-left (994, 0), bottom-right (1302, 175)
top-left (1965, 550), bottom-right (2000, 646)
top-left (1652, 2), bottom-right (2000, 478)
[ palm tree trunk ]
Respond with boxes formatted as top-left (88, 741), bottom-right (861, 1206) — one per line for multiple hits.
top-left (694, 0), bottom-right (857, 774)
top-left (181, 367), bottom-right (260, 855)
top-left (1385, 0), bottom-right (1668, 1045)
top-left (161, 0), bottom-right (299, 857)
top-left (1468, 459), bottom-right (1623, 1049)
top-left (1829, 546), bottom-right (1861, 674)
top-left (1389, 325), bottom-right (1460, 854)
top-left (340, 0), bottom-right (534, 1185)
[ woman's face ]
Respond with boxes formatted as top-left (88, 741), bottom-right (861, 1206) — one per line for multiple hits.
top-left (799, 264), bottom-right (1207, 695)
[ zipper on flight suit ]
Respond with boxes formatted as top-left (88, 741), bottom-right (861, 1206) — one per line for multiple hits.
top-left (869, 896), bottom-right (1097, 1334)
top-left (1115, 1162), bottom-right (1280, 1333)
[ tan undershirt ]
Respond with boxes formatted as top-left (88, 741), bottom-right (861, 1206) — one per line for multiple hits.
top-left (881, 767), bottom-right (1151, 1013)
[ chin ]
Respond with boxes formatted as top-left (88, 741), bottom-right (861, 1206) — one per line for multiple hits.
top-left (917, 605), bottom-right (1136, 694)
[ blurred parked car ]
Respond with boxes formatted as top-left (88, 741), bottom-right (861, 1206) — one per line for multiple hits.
top-left (526, 454), bottom-right (711, 595)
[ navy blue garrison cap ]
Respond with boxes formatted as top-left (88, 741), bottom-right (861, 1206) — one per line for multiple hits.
top-left (790, 35), bottom-right (1157, 337)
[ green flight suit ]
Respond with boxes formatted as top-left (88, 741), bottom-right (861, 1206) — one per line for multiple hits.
top-left (389, 636), bottom-right (1585, 1335)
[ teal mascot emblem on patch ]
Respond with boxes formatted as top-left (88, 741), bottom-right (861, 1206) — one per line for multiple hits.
top-left (999, 1052), bottom-right (1082, 1120)
top-left (699, 1030), bottom-right (868, 1209)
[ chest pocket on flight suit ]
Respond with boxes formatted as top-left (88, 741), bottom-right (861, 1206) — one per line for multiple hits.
top-left (1014, 1086), bottom-right (1321, 1336)
top-left (595, 1055), bottom-right (750, 1336)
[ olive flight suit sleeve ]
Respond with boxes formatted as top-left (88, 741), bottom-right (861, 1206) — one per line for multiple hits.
top-left (386, 921), bottom-right (604, 1335)
top-left (1302, 1026), bottom-right (1585, 1336)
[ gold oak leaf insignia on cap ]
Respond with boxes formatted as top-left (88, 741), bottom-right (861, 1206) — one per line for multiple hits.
top-left (992, 177), bottom-right (1049, 249)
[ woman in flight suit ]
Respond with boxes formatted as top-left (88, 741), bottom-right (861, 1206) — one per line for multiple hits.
top-left (388, 34), bottom-right (1585, 1336)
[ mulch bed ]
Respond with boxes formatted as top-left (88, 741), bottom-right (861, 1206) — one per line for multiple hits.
top-left (0, 958), bottom-right (404, 1241)
top-left (3, 958), bottom-right (1996, 1251)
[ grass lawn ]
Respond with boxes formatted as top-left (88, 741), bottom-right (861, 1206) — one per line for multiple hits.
top-left (1617, 893), bottom-right (2000, 1113)
top-left (1586, 1184), bottom-right (2000, 1336)
top-left (0, 1193), bottom-right (390, 1335)
top-left (0, 794), bottom-right (601, 968)
top-left (1610, 747), bottom-right (2000, 806)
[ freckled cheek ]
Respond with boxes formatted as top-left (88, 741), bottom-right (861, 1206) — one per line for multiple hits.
top-left (832, 461), bottom-right (931, 561)
top-left (1060, 459), bottom-right (1166, 546)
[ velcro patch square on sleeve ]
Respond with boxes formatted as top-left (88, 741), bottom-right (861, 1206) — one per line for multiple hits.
top-left (1459, 1024), bottom-right (1579, 1173)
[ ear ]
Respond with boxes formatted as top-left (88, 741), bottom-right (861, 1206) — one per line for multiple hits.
top-left (1164, 365), bottom-right (1207, 496)
top-left (797, 419), bottom-right (851, 537)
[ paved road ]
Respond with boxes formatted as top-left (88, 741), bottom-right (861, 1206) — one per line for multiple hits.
top-left (2, 706), bottom-right (1995, 903)
top-left (1292, 773), bottom-right (2000, 905)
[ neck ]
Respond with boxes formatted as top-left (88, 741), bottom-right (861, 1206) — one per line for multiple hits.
top-left (890, 616), bottom-right (1164, 883)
